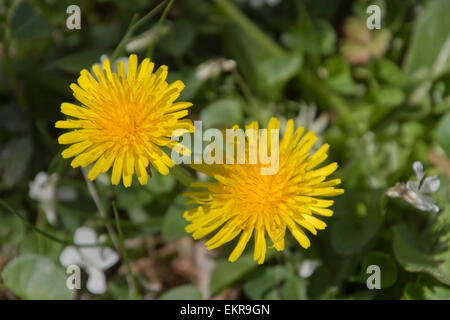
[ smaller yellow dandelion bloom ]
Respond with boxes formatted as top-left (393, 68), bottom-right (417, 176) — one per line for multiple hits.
top-left (183, 118), bottom-right (344, 264)
top-left (56, 54), bottom-right (193, 187)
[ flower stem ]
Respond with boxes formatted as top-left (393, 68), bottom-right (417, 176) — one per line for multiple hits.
top-left (213, 0), bottom-right (283, 57)
top-left (146, 0), bottom-right (176, 59)
top-left (111, 0), bottom-right (169, 61)
top-left (0, 199), bottom-right (111, 248)
top-left (112, 201), bottom-right (141, 300)
top-left (81, 168), bottom-right (120, 250)
top-left (171, 165), bottom-right (196, 187)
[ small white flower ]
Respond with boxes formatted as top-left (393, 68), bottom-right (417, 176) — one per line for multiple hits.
top-left (387, 161), bottom-right (440, 213)
top-left (280, 102), bottom-right (329, 149)
top-left (29, 172), bottom-right (58, 225)
top-left (196, 58), bottom-right (237, 81)
top-left (298, 259), bottom-right (321, 278)
top-left (91, 55), bottom-right (129, 78)
top-left (125, 25), bottom-right (171, 53)
top-left (60, 227), bottom-right (119, 295)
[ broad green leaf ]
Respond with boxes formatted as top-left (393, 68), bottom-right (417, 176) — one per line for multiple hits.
top-left (162, 194), bottom-right (192, 241)
top-left (145, 167), bottom-right (176, 194)
top-left (54, 50), bottom-right (107, 74)
top-left (281, 19), bottom-right (336, 56)
top-left (257, 54), bottom-right (302, 90)
top-left (403, 282), bottom-right (424, 300)
top-left (331, 190), bottom-right (385, 256)
top-left (224, 24), bottom-right (279, 95)
top-left (280, 276), bottom-right (308, 300)
top-left (371, 58), bottom-right (404, 86)
top-left (404, 274), bottom-right (450, 300)
top-left (0, 136), bottom-right (33, 188)
top-left (393, 224), bottom-right (450, 286)
top-left (199, 98), bottom-right (243, 129)
top-left (159, 285), bottom-right (202, 300)
top-left (0, 208), bottom-right (26, 244)
top-left (374, 87), bottom-right (405, 108)
top-left (361, 252), bottom-right (398, 288)
top-left (2, 254), bottom-right (73, 300)
top-left (404, 0), bottom-right (450, 79)
top-left (116, 186), bottom-right (153, 210)
top-left (243, 266), bottom-right (288, 299)
top-left (10, 0), bottom-right (53, 39)
top-left (210, 253), bottom-right (258, 295)
top-left (436, 112), bottom-right (450, 157)
top-left (325, 56), bottom-right (358, 95)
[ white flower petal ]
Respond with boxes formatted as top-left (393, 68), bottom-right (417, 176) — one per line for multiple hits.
top-left (74, 227), bottom-right (97, 246)
top-left (97, 247), bottom-right (120, 270)
top-left (112, 57), bottom-right (129, 75)
top-left (42, 202), bottom-right (57, 225)
top-left (406, 180), bottom-right (418, 192)
top-left (420, 176), bottom-right (440, 194)
top-left (86, 267), bottom-right (107, 295)
top-left (59, 246), bottom-right (82, 267)
top-left (299, 260), bottom-right (320, 278)
top-left (412, 161), bottom-right (424, 183)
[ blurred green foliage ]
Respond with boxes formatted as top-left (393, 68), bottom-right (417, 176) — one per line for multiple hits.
top-left (0, 0), bottom-right (450, 300)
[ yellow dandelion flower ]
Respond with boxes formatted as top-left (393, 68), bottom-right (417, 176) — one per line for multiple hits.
top-left (56, 54), bottom-right (193, 187)
top-left (183, 117), bottom-right (344, 264)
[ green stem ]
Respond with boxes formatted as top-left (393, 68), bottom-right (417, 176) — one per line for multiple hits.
top-left (0, 200), bottom-right (111, 248)
top-left (171, 165), bottom-right (196, 187)
top-left (111, 0), bottom-right (169, 61)
top-left (146, 0), bottom-right (175, 59)
top-left (213, 0), bottom-right (353, 121)
top-left (112, 201), bottom-right (141, 300)
top-left (213, 0), bottom-right (283, 57)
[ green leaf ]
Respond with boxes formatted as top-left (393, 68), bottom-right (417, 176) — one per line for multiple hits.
top-left (224, 23), bottom-right (279, 95)
top-left (0, 207), bottom-right (26, 244)
top-left (371, 58), bottom-right (404, 86)
top-left (331, 190), bottom-right (385, 256)
top-left (257, 54), bottom-right (302, 90)
top-left (145, 167), bottom-right (176, 194)
top-left (116, 186), bottom-right (153, 210)
top-left (54, 50), bottom-right (107, 74)
top-left (280, 276), bottom-right (308, 300)
top-left (361, 252), bottom-right (398, 288)
top-left (162, 194), bottom-right (191, 241)
top-left (199, 98), bottom-right (243, 129)
top-left (404, 0), bottom-right (450, 79)
top-left (159, 285), bottom-right (202, 300)
top-left (393, 224), bottom-right (450, 286)
top-left (210, 253), bottom-right (258, 295)
top-left (0, 136), bottom-right (33, 188)
top-left (436, 112), bottom-right (450, 157)
top-left (403, 282), bottom-right (424, 300)
top-left (374, 87), bottom-right (405, 108)
top-left (325, 56), bottom-right (358, 95)
top-left (281, 19), bottom-right (336, 56)
top-left (243, 266), bottom-right (288, 299)
top-left (2, 254), bottom-right (73, 300)
top-left (9, 0), bottom-right (53, 39)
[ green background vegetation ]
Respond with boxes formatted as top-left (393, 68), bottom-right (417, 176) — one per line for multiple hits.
top-left (1, 0), bottom-right (450, 300)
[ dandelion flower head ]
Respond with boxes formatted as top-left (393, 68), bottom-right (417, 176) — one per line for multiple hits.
top-left (56, 54), bottom-right (193, 187)
top-left (183, 117), bottom-right (344, 264)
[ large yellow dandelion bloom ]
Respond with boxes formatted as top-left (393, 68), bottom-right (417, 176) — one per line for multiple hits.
top-left (183, 118), bottom-right (344, 264)
top-left (56, 54), bottom-right (193, 187)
